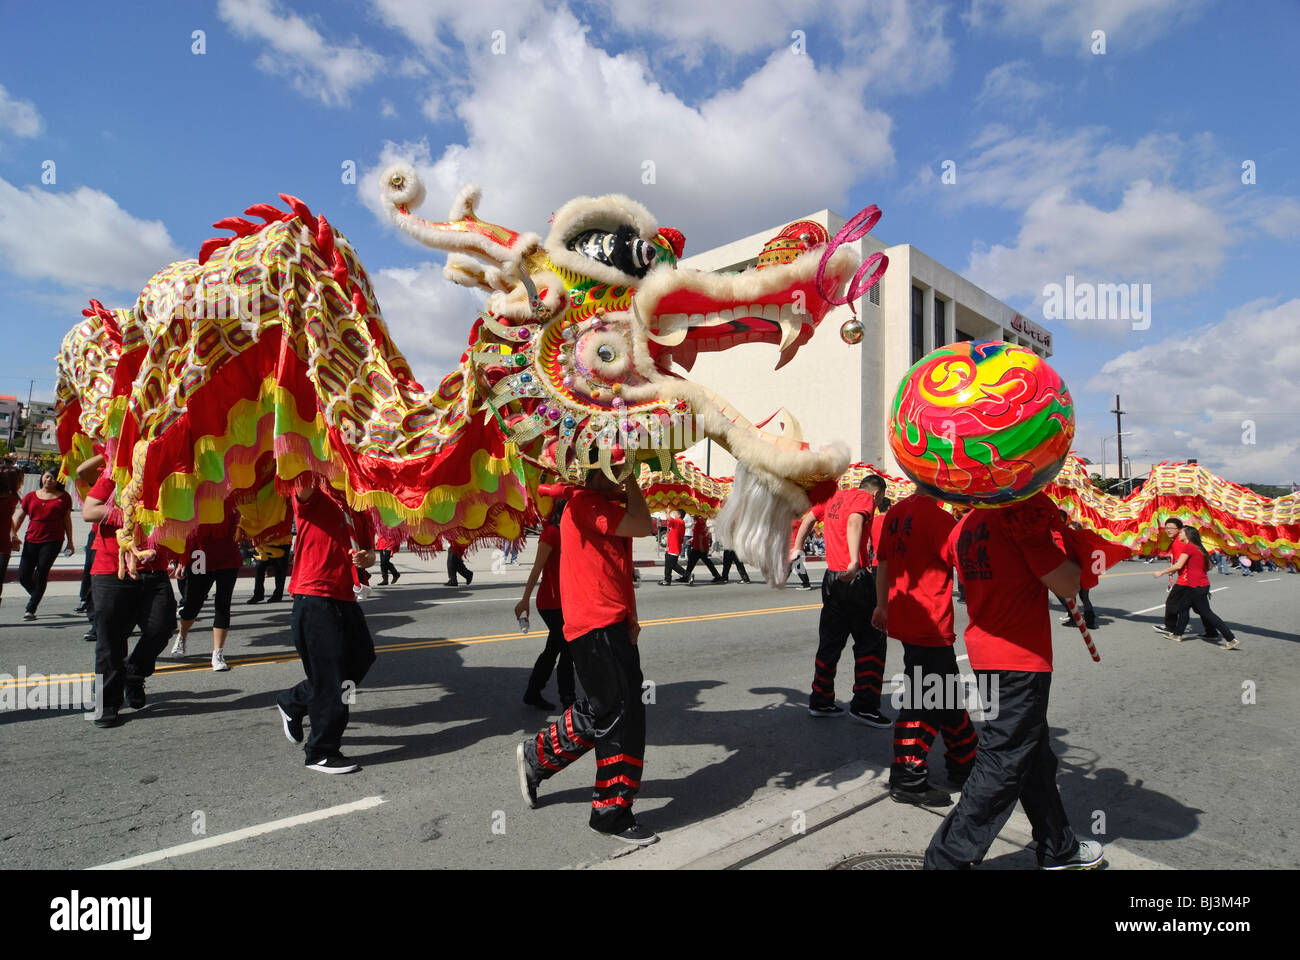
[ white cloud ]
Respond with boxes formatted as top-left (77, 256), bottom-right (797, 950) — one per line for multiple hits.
top-left (0, 85), bottom-right (43, 138)
top-left (369, 262), bottom-right (488, 384)
top-left (975, 60), bottom-right (1054, 109)
top-left (360, 7), bottom-right (893, 253)
top-left (217, 0), bottom-right (384, 106)
top-left (0, 176), bottom-right (182, 295)
top-left (1083, 298), bottom-right (1300, 480)
top-left (966, 180), bottom-right (1228, 316)
top-left (420, 91), bottom-right (447, 123)
top-left (966, 0), bottom-right (1211, 54)
top-left (380, 99), bottom-right (398, 119)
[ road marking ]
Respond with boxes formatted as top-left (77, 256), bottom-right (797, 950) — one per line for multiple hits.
top-left (1129, 586), bottom-right (1230, 617)
top-left (1255, 578), bottom-right (1280, 583)
top-left (86, 796), bottom-right (386, 870)
top-left (956, 654), bottom-right (969, 662)
top-left (1, 603), bottom-right (822, 690)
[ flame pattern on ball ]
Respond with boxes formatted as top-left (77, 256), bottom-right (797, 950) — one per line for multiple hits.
top-left (889, 340), bottom-right (1074, 505)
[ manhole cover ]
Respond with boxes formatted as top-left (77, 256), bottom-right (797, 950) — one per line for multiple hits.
top-left (834, 852), bottom-right (925, 870)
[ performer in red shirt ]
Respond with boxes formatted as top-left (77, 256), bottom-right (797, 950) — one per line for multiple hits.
top-left (794, 474), bottom-right (891, 726)
top-left (13, 470), bottom-right (74, 620)
top-left (925, 492), bottom-right (1103, 870)
top-left (1156, 526), bottom-right (1238, 648)
top-left (872, 493), bottom-right (976, 806)
top-left (516, 500), bottom-right (576, 710)
top-left (516, 469), bottom-right (659, 845)
top-left (659, 508), bottom-right (689, 585)
top-left (274, 482), bottom-right (377, 773)
top-left (1154, 517), bottom-right (1187, 636)
top-left (172, 511), bottom-right (243, 671)
top-left (377, 532), bottom-right (401, 585)
top-left (81, 462), bottom-right (176, 728)
top-left (0, 466), bottom-right (21, 608)
top-left (683, 515), bottom-right (723, 582)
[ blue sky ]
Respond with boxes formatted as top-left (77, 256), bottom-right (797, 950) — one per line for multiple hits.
top-left (1, 0), bottom-right (1297, 481)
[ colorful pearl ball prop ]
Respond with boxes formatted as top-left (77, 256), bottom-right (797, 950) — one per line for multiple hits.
top-left (839, 318), bottom-right (864, 345)
top-left (888, 340), bottom-right (1075, 506)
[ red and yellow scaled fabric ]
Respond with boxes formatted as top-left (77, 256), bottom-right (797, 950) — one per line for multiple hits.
top-left (57, 198), bottom-right (532, 558)
top-left (656, 456), bottom-right (1300, 566)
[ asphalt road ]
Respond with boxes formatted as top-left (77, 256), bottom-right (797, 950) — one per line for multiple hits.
top-left (1, 550), bottom-right (1296, 870)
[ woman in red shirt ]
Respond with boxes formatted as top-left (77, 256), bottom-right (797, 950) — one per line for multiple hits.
top-left (0, 466), bottom-right (22, 607)
top-left (13, 470), bottom-right (74, 620)
top-left (171, 511), bottom-right (244, 670)
top-left (1154, 527), bottom-right (1238, 649)
top-left (515, 502), bottom-right (576, 710)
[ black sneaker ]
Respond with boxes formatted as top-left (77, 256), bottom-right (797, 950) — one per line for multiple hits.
top-left (93, 711), bottom-right (123, 729)
top-left (269, 594), bottom-right (284, 602)
top-left (74, 603), bottom-right (87, 614)
top-left (124, 678), bottom-right (146, 710)
top-left (464, 571), bottom-right (474, 584)
top-left (516, 742), bottom-right (538, 809)
top-left (741, 578), bottom-right (752, 584)
top-left (1040, 840), bottom-right (1105, 870)
top-left (890, 784), bottom-right (952, 807)
top-left (83, 631), bottom-right (97, 642)
top-left (657, 580), bottom-right (671, 586)
top-left (390, 572), bottom-right (400, 584)
top-left (522, 692), bottom-right (555, 710)
top-left (305, 754), bottom-right (359, 774)
top-left (277, 704), bottom-right (304, 744)
top-left (246, 595), bottom-right (265, 604)
top-left (808, 703), bottom-right (844, 718)
top-left (444, 580), bottom-right (458, 586)
top-left (849, 706), bottom-right (892, 728)
top-left (1059, 615), bottom-right (1073, 625)
top-left (591, 820), bottom-right (659, 845)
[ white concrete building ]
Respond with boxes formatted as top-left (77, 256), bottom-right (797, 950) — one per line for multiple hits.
top-left (678, 209), bottom-right (1053, 478)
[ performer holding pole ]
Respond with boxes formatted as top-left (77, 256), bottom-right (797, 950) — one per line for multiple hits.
top-left (516, 469), bottom-right (658, 845)
top-left (872, 492), bottom-right (976, 806)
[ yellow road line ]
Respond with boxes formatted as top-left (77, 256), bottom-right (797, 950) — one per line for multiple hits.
top-left (1, 602), bottom-right (821, 690)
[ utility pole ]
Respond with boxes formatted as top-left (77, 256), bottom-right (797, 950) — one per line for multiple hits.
top-left (1110, 394), bottom-right (1126, 481)
top-left (24, 378), bottom-right (34, 459)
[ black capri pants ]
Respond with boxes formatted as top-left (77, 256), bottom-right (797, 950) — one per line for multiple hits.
top-left (180, 568), bottom-right (239, 629)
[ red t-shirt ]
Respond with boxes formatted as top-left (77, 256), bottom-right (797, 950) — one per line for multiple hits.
top-left (560, 490), bottom-right (635, 641)
top-left (290, 489), bottom-right (371, 602)
top-left (878, 495), bottom-right (957, 646)
top-left (811, 489), bottom-right (875, 571)
top-left (1178, 544), bottom-right (1210, 587)
top-left (186, 515), bottom-right (242, 571)
top-left (0, 493), bottom-right (18, 553)
top-left (666, 515), bottom-right (685, 555)
top-left (947, 495), bottom-right (1067, 672)
top-left (88, 476), bottom-right (122, 576)
top-left (21, 490), bottom-right (72, 543)
top-left (869, 511), bottom-right (886, 566)
top-left (691, 520), bottom-right (710, 552)
top-left (536, 524), bottom-right (562, 611)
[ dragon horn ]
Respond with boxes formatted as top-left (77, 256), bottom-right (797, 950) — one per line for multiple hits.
top-left (380, 163), bottom-right (541, 291)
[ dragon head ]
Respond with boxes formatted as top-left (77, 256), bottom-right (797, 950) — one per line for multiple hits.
top-left (382, 164), bottom-right (860, 574)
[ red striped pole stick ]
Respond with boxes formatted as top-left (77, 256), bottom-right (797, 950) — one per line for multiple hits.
top-left (1065, 596), bottom-right (1101, 662)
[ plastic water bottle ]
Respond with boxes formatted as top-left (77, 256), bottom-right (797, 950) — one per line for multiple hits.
top-left (518, 614), bottom-right (530, 633)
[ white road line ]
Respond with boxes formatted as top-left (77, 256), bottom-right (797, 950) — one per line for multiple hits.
top-left (87, 796), bottom-right (386, 870)
top-left (1129, 586), bottom-right (1231, 617)
top-left (956, 654), bottom-right (969, 662)
top-left (1256, 578), bottom-right (1280, 583)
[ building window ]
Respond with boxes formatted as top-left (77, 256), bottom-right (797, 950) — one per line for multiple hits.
top-left (868, 281), bottom-right (880, 306)
top-left (955, 328), bottom-right (974, 342)
top-left (934, 297), bottom-right (946, 348)
top-left (911, 286), bottom-right (924, 364)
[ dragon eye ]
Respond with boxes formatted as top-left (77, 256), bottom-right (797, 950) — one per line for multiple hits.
top-left (567, 226), bottom-right (658, 279)
top-left (596, 344), bottom-right (616, 363)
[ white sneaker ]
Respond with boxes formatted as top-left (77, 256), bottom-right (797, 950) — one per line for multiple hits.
top-left (170, 633), bottom-right (186, 658)
top-left (212, 650), bottom-right (230, 672)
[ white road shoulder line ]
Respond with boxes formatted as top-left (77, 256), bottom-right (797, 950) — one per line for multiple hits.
top-left (1255, 578), bottom-right (1280, 583)
top-left (87, 796), bottom-right (386, 870)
